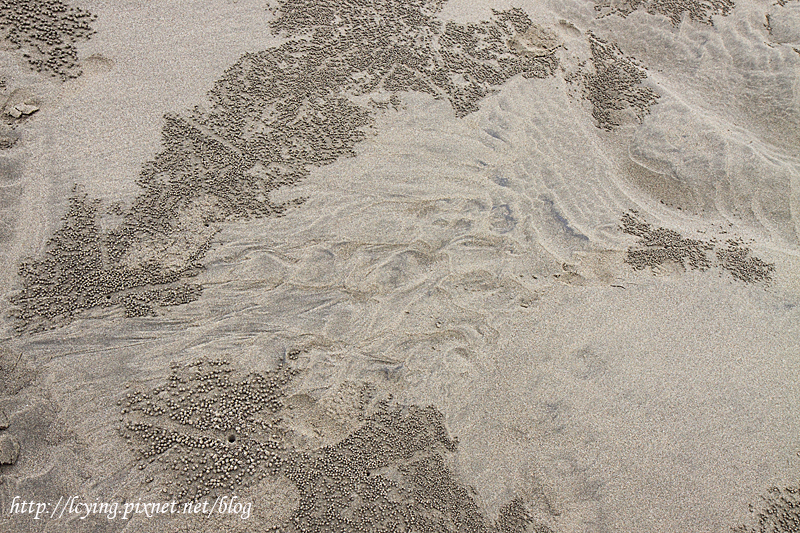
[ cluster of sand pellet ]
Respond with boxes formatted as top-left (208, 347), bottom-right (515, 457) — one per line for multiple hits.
top-left (621, 211), bottom-right (775, 283)
top-left (8, 1), bottom-right (561, 334)
top-left (121, 358), bottom-right (550, 533)
top-left (0, 0), bottom-right (96, 79)
top-left (593, 0), bottom-right (735, 26)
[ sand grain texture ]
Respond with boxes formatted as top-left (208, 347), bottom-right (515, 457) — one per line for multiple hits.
top-left (1, 0), bottom-right (799, 532)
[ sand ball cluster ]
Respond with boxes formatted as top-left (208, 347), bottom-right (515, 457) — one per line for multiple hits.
top-left (621, 210), bottom-right (714, 272)
top-left (280, 402), bottom-right (465, 533)
top-left (576, 32), bottom-right (661, 132)
top-left (262, 399), bottom-right (544, 533)
top-left (733, 484), bottom-right (800, 533)
top-left (9, 1), bottom-right (563, 335)
top-left (269, 2), bottom-right (558, 118)
top-left (9, 191), bottom-right (204, 334)
top-left (120, 358), bottom-right (297, 502)
top-left (120, 358), bottom-right (550, 532)
top-left (621, 211), bottom-right (775, 283)
top-left (0, 0), bottom-right (96, 79)
top-left (593, 0), bottom-right (735, 26)
top-left (715, 238), bottom-right (776, 284)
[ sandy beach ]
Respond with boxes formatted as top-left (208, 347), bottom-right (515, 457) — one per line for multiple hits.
top-left (1, 1), bottom-right (799, 532)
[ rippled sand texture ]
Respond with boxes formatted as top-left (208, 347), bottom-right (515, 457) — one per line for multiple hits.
top-left (1, 0), bottom-right (800, 532)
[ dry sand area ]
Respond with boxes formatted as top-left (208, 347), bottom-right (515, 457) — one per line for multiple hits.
top-left (1, 0), bottom-right (800, 532)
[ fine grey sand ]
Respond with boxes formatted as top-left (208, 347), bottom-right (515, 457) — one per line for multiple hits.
top-left (1, 1), bottom-right (799, 532)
